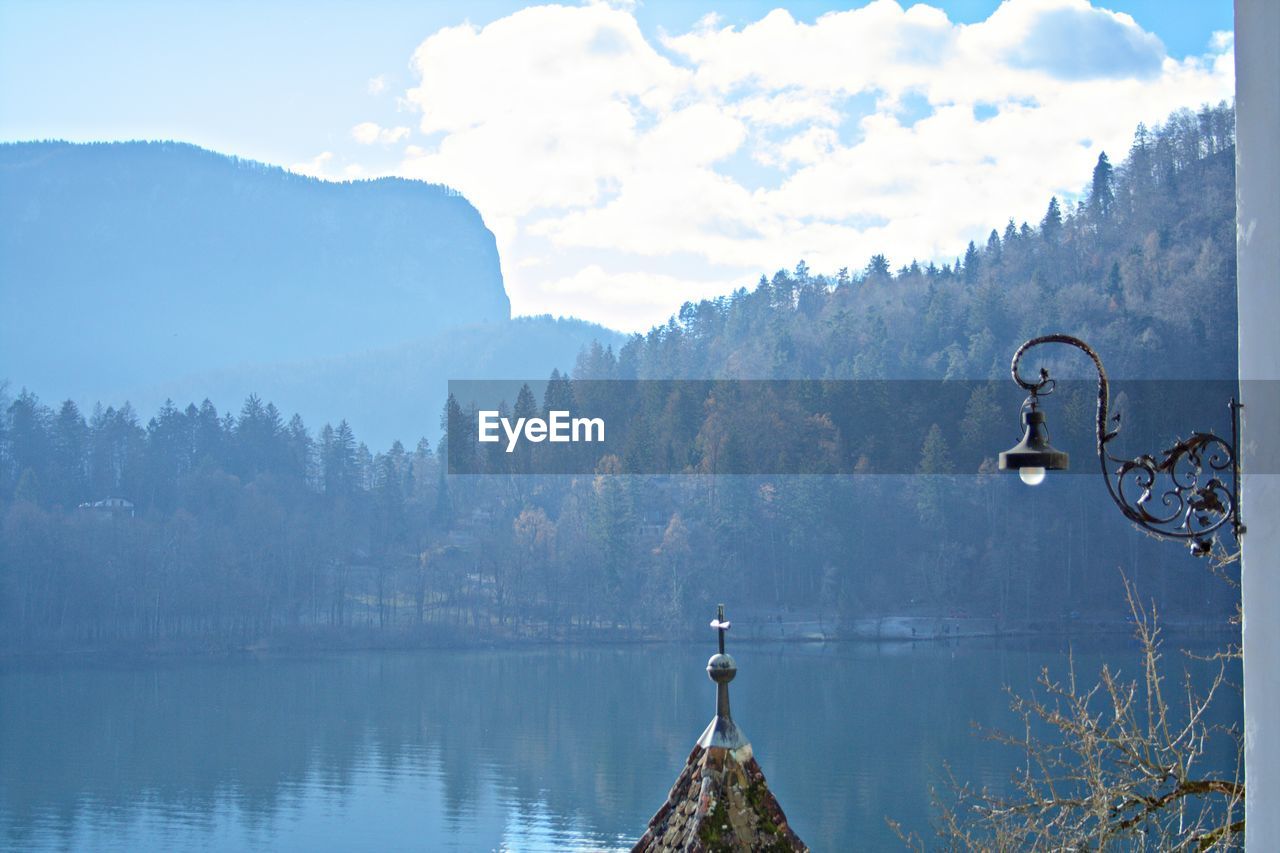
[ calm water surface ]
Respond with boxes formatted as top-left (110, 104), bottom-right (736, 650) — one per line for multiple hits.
top-left (0, 638), bottom-right (1239, 851)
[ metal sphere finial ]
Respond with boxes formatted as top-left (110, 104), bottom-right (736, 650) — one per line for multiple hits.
top-left (707, 652), bottom-right (737, 684)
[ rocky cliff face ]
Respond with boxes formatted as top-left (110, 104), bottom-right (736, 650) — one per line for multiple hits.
top-left (0, 141), bottom-right (510, 399)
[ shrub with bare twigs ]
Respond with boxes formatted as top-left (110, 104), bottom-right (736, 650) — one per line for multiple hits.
top-left (893, 562), bottom-right (1243, 851)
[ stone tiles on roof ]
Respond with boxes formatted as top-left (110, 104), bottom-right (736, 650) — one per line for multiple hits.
top-left (633, 605), bottom-right (807, 852)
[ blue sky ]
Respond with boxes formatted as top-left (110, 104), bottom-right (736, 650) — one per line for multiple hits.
top-left (0, 1), bottom-right (1235, 330)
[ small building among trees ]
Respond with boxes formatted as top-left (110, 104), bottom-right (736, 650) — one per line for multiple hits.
top-left (77, 497), bottom-right (135, 518)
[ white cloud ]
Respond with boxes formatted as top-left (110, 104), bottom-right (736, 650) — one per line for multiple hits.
top-left (388, 0), bottom-right (1234, 331)
top-left (400, 4), bottom-right (687, 223)
top-left (351, 121), bottom-right (410, 145)
top-left (367, 74), bottom-right (388, 95)
top-left (527, 265), bottom-right (741, 327)
top-left (288, 151), bottom-right (334, 177)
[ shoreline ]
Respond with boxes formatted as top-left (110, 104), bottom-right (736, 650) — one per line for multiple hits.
top-left (0, 618), bottom-right (1239, 666)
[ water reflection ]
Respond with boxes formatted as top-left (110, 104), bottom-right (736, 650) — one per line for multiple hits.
top-left (0, 637), bottom-right (1240, 851)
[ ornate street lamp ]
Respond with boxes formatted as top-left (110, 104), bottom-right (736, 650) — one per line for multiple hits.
top-left (997, 334), bottom-right (1244, 556)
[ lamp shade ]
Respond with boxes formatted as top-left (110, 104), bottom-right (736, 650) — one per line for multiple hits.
top-left (998, 409), bottom-right (1069, 473)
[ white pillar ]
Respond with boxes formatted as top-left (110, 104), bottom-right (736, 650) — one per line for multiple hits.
top-left (1236, 1), bottom-right (1280, 847)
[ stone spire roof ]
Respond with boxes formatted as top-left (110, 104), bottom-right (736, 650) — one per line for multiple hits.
top-left (633, 605), bottom-right (808, 852)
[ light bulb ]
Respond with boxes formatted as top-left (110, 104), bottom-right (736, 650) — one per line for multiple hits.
top-left (1019, 466), bottom-right (1047, 486)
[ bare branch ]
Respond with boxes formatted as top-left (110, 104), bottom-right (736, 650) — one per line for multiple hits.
top-left (907, 560), bottom-right (1243, 851)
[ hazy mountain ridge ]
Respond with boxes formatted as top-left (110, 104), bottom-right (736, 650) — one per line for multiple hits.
top-left (0, 140), bottom-right (512, 399)
top-left (132, 315), bottom-right (624, 448)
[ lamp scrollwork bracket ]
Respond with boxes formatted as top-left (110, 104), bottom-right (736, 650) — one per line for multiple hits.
top-left (1005, 334), bottom-right (1244, 557)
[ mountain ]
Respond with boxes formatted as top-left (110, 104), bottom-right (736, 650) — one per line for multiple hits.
top-left (0, 141), bottom-right (621, 443)
top-left (129, 315), bottom-right (622, 449)
top-left (0, 140), bottom-right (510, 393)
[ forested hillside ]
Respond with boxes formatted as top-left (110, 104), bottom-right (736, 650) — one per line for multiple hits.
top-left (576, 104), bottom-right (1236, 384)
top-left (0, 104), bottom-right (1238, 651)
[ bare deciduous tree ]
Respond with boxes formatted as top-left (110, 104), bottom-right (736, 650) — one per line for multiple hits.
top-left (894, 568), bottom-right (1243, 851)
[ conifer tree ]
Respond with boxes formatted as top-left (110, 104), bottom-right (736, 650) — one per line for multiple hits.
top-left (1089, 151), bottom-right (1115, 221)
top-left (1041, 196), bottom-right (1063, 243)
top-left (963, 240), bottom-right (981, 282)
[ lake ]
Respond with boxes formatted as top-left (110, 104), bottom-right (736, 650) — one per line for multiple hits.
top-left (0, 636), bottom-right (1240, 851)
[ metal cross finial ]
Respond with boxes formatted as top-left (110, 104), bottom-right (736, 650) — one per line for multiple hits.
top-left (699, 603), bottom-right (745, 749)
top-left (710, 603), bottom-right (730, 654)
